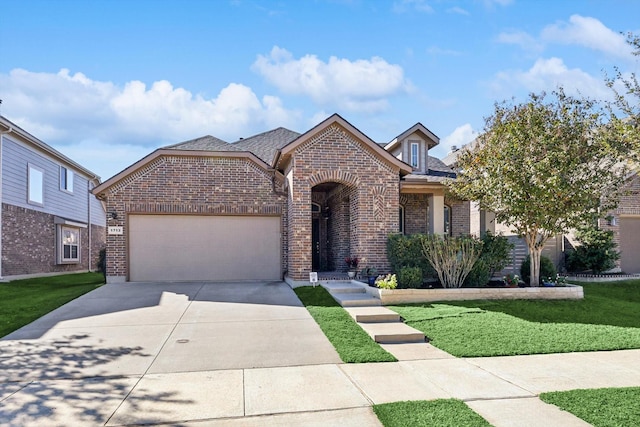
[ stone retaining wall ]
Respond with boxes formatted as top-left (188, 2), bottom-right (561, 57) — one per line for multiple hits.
top-left (359, 282), bottom-right (584, 304)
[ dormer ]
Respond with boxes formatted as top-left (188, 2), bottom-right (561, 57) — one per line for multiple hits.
top-left (384, 123), bottom-right (439, 174)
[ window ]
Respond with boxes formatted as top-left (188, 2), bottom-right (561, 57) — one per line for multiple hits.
top-left (58, 226), bottom-right (80, 263)
top-left (399, 206), bottom-right (405, 234)
top-left (60, 166), bottom-right (73, 192)
top-left (410, 142), bottom-right (419, 168)
top-left (311, 203), bottom-right (321, 213)
top-left (28, 164), bottom-right (44, 206)
top-left (444, 205), bottom-right (451, 236)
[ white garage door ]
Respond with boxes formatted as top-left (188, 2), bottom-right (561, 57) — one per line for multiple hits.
top-left (129, 215), bottom-right (281, 282)
top-left (620, 216), bottom-right (640, 275)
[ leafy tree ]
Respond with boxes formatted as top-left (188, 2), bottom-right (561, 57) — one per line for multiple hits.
top-left (448, 89), bottom-right (629, 286)
top-left (606, 32), bottom-right (640, 165)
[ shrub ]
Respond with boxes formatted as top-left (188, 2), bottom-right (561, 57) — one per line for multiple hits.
top-left (521, 255), bottom-right (556, 285)
top-left (375, 274), bottom-right (398, 289)
top-left (422, 235), bottom-right (483, 288)
top-left (464, 258), bottom-right (491, 287)
top-left (398, 266), bottom-right (423, 288)
top-left (480, 232), bottom-right (514, 277)
top-left (566, 227), bottom-right (620, 274)
top-left (97, 248), bottom-right (106, 279)
top-left (464, 233), bottom-right (513, 287)
top-left (386, 234), bottom-right (435, 278)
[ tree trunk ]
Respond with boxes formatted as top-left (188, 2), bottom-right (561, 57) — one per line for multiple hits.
top-left (529, 246), bottom-right (542, 287)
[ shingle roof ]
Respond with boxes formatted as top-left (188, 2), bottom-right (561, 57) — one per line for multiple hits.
top-left (164, 135), bottom-right (237, 152)
top-left (232, 127), bottom-right (300, 164)
top-left (428, 156), bottom-right (455, 174)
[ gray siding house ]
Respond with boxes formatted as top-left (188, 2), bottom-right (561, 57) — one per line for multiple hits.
top-left (0, 116), bottom-right (106, 279)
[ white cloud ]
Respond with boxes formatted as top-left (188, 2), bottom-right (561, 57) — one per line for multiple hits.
top-left (251, 46), bottom-right (410, 113)
top-left (491, 57), bottom-right (612, 100)
top-left (496, 30), bottom-right (544, 53)
top-left (392, 0), bottom-right (434, 14)
top-left (541, 15), bottom-right (634, 59)
top-left (440, 124), bottom-right (478, 154)
top-left (0, 68), bottom-right (300, 178)
top-left (482, 0), bottom-right (513, 7)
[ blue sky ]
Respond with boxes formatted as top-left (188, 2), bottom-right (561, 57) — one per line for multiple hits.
top-left (1, 0), bottom-right (639, 180)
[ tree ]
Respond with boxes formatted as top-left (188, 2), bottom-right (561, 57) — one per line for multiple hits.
top-left (606, 32), bottom-right (640, 165)
top-left (448, 89), bottom-right (629, 286)
top-left (567, 226), bottom-right (620, 274)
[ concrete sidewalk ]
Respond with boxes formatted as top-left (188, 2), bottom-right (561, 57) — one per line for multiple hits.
top-left (1, 282), bottom-right (639, 426)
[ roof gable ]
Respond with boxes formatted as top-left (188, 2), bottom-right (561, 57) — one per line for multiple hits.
top-left (384, 123), bottom-right (440, 152)
top-left (275, 113), bottom-right (412, 175)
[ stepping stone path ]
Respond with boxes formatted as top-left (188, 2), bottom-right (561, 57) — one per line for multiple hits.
top-left (322, 281), bottom-right (426, 344)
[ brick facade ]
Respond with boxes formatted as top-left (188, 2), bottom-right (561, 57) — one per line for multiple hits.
top-left (601, 173), bottom-right (640, 272)
top-left (102, 155), bottom-right (287, 280)
top-left (400, 195), bottom-right (470, 237)
top-left (285, 124), bottom-right (400, 280)
top-left (2, 203), bottom-right (104, 276)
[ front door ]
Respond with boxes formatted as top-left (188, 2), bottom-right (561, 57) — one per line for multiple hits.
top-left (312, 217), bottom-right (320, 271)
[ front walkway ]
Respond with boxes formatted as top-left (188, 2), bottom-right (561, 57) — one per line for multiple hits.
top-left (1, 282), bottom-right (639, 425)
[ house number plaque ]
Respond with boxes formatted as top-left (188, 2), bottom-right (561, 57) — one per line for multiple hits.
top-left (108, 226), bottom-right (124, 235)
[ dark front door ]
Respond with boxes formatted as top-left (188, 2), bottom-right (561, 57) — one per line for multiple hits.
top-left (312, 217), bottom-right (320, 271)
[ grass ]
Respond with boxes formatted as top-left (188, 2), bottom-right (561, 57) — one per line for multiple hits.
top-left (373, 399), bottom-right (491, 427)
top-left (388, 280), bottom-right (640, 357)
top-left (0, 272), bottom-right (104, 337)
top-left (294, 286), bottom-right (396, 363)
top-left (540, 387), bottom-right (640, 427)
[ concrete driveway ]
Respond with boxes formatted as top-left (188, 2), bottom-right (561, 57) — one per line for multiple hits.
top-left (0, 281), bottom-right (353, 426)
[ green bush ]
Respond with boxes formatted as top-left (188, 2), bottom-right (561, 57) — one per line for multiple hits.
top-left (376, 274), bottom-right (398, 289)
top-left (521, 255), bottom-right (557, 285)
top-left (464, 232), bottom-right (513, 287)
top-left (97, 248), bottom-right (107, 279)
top-left (464, 258), bottom-right (491, 287)
top-left (566, 227), bottom-right (620, 274)
top-left (386, 234), bottom-right (435, 278)
top-left (398, 266), bottom-right (423, 288)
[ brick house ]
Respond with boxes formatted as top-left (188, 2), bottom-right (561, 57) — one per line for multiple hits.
top-left (600, 171), bottom-right (640, 274)
top-left (93, 114), bottom-right (469, 284)
top-left (0, 116), bottom-right (106, 279)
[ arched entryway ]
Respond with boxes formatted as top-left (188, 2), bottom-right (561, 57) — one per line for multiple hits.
top-left (311, 181), bottom-right (357, 273)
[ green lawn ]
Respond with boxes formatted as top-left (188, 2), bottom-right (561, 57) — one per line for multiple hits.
top-left (0, 272), bottom-right (104, 337)
top-left (540, 387), bottom-right (640, 427)
top-left (294, 286), bottom-right (396, 363)
top-left (373, 399), bottom-right (491, 427)
top-left (388, 280), bottom-right (640, 357)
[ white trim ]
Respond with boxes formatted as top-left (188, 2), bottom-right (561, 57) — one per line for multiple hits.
top-left (410, 142), bottom-right (419, 169)
top-left (59, 165), bottom-right (74, 193)
top-left (57, 224), bottom-right (81, 264)
top-left (27, 163), bottom-right (44, 206)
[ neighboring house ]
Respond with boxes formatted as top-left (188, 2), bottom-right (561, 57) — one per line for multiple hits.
top-left (93, 114), bottom-right (469, 284)
top-left (0, 116), bottom-right (106, 279)
top-left (600, 170), bottom-right (640, 274)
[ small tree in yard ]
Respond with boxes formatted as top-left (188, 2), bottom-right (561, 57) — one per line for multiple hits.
top-left (449, 89), bottom-right (630, 286)
top-left (567, 226), bottom-right (620, 274)
top-left (421, 235), bottom-right (483, 288)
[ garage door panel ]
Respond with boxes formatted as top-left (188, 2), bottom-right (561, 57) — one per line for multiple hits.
top-left (620, 217), bottom-right (640, 275)
top-left (129, 215), bottom-right (281, 282)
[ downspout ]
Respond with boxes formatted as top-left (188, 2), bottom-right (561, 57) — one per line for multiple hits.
top-left (0, 126), bottom-right (11, 279)
top-left (87, 179), bottom-right (92, 272)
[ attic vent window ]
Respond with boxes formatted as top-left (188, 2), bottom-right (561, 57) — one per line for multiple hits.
top-left (410, 142), bottom-right (419, 168)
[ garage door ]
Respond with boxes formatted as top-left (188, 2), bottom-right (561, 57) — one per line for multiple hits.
top-left (129, 215), bottom-right (281, 281)
top-left (620, 216), bottom-right (640, 274)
